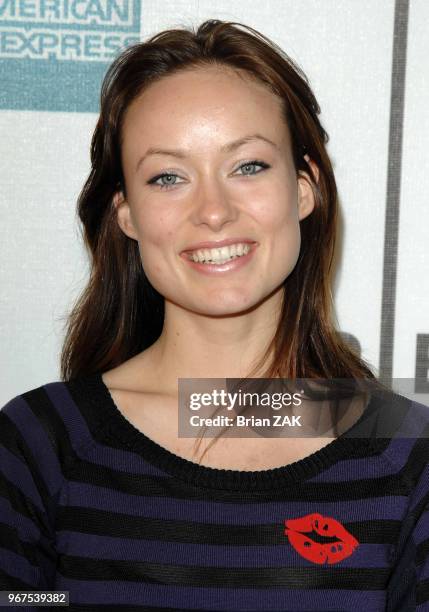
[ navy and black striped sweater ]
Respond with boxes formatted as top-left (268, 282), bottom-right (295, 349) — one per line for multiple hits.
top-left (0, 372), bottom-right (429, 611)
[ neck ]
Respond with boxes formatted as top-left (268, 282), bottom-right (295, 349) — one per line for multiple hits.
top-left (138, 287), bottom-right (284, 394)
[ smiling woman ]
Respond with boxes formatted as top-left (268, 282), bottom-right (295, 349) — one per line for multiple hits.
top-left (113, 63), bottom-right (315, 328)
top-left (1, 18), bottom-right (429, 612)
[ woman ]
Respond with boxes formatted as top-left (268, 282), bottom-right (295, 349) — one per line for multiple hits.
top-left (1, 19), bottom-right (428, 611)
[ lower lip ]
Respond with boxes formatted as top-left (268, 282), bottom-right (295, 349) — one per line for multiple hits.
top-left (180, 243), bottom-right (258, 275)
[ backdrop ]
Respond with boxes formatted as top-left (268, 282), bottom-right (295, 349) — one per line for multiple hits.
top-left (1, 0), bottom-right (428, 405)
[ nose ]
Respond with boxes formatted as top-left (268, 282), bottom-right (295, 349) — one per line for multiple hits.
top-left (190, 174), bottom-right (238, 230)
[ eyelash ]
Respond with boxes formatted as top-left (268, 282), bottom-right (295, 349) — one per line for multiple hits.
top-left (146, 160), bottom-right (270, 191)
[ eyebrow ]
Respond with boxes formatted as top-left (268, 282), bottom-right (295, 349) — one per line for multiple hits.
top-left (135, 133), bottom-right (279, 173)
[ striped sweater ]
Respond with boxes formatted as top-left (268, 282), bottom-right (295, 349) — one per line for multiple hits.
top-left (0, 372), bottom-right (429, 611)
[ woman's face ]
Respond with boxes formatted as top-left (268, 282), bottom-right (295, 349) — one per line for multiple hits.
top-left (116, 65), bottom-right (316, 316)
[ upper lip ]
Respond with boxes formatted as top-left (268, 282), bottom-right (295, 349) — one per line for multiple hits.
top-left (181, 237), bottom-right (257, 253)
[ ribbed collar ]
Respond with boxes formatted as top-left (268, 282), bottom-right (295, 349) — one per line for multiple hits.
top-left (69, 372), bottom-right (389, 492)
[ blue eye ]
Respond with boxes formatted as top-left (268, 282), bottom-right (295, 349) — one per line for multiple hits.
top-left (237, 160), bottom-right (270, 176)
top-left (147, 173), bottom-right (183, 190)
top-left (147, 159), bottom-right (270, 189)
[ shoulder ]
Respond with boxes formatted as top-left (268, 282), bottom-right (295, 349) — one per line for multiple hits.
top-left (0, 377), bottom-right (96, 484)
top-left (1, 378), bottom-right (65, 432)
top-left (378, 391), bottom-right (429, 460)
top-left (382, 395), bottom-right (429, 607)
top-left (1, 378), bottom-right (74, 435)
top-left (374, 390), bottom-right (429, 498)
top-left (0, 380), bottom-right (70, 512)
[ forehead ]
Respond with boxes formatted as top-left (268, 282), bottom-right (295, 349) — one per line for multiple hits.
top-left (120, 65), bottom-right (289, 150)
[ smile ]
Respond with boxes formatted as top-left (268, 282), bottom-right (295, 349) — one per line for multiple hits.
top-left (187, 242), bottom-right (251, 264)
top-left (180, 242), bottom-right (258, 275)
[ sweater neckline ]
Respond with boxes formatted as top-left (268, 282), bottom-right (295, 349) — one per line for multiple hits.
top-left (79, 371), bottom-right (383, 491)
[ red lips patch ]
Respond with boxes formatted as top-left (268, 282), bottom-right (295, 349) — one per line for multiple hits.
top-left (284, 513), bottom-right (359, 564)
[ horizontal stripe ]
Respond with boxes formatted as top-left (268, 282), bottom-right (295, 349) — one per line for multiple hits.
top-left (54, 575), bottom-right (387, 609)
top-left (2, 375), bottom-right (429, 609)
top-left (65, 456), bottom-right (412, 502)
top-left (309, 396), bottom-right (425, 483)
top-left (63, 480), bottom-right (409, 523)
top-left (55, 506), bottom-right (400, 545)
top-left (56, 530), bottom-right (391, 568)
top-left (45, 382), bottom-right (169, 478)
top-left (307, 450), bottom-right (403, 483)
top-left (0, 472), bottom-right (51, 539)
top-left (0, 445), bottom-right (44, 512)
top-left (57, 555), bottom-right (390, 588)
top-left (76, 374), bottom-right (388, 490)
top-left (22, 384), bottom-right (101, 477)
top-left (0, 407), bottom-right (59, 519)
top-left (3, 393), bottom-right (63, 496)
top-left (382, 409), bottom-right (429, 469)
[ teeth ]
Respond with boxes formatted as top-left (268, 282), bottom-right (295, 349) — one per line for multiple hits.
top-left (189, 242), bottom-right (251, 264)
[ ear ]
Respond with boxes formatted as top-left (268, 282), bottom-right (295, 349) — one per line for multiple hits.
top-left (113, 191), bottom-right (139, 241)
top-left (297, 155), bottom-right (319, 221)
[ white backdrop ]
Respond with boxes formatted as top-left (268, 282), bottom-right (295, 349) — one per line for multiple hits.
top-left (1, 0), bottom-right (427, 405)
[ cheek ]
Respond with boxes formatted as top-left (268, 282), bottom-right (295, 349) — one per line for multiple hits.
top-left (134, 212), bottom-right (177, 278)
top-left (250, 178), bottom-right (299, 223)
top-left (251, 193), bottom-right (299, 231)
top-left (135, 208), bottom-right (173, 246)
top-left (263, 191), bottom-right (301, 263)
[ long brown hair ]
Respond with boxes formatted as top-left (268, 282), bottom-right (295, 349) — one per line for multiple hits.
top-left (60, 20), bottom-right (384, 460)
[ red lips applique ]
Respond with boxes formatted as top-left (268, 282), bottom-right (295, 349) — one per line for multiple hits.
top-left (284, 513), bottom-right (359, 564)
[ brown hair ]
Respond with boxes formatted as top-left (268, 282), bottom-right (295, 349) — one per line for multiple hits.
top-left (60, 20), bottom-right (385, 461)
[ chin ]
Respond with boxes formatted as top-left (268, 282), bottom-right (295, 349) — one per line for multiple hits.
top-left (188, 294), bottom-right (262, 317)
